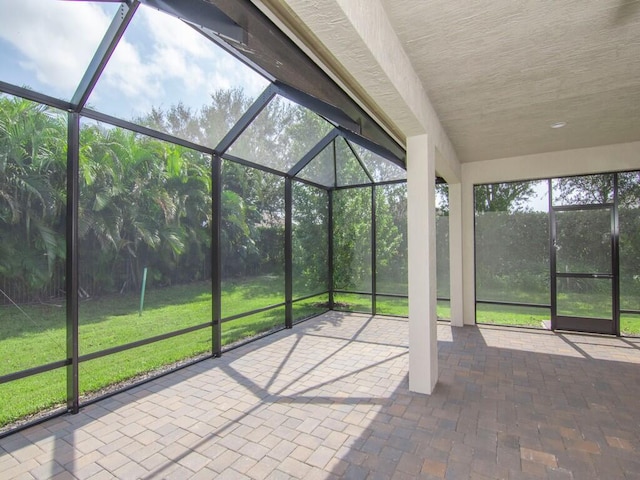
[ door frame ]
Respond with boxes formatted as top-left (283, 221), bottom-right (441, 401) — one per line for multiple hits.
top-left (550, 200), bottom-right (620, 335)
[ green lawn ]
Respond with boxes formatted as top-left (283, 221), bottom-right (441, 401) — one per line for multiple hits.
top-left (476, 295), bottom-right (640, 336)
top-left (332, 293), bottom-right (451, 320)
top-left (476, 303), bottom-right (550, 328)
top-left (621, 314), bottom-right (640, 336)
top-left (333, 293), bottom-right (372, 313)
top-left (437, 300), bottom-right (451, 320)
top-left (3, 281), bottom-right (639, 429)
top-left (0, 277), bottom-right (328, 428)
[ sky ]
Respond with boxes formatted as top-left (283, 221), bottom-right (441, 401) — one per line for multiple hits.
top-left (0, 0), bottom-right (270, 119)
top-left (530, 181), bottom-right (551, 211)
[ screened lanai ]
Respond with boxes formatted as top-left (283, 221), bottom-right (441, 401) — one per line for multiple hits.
top-left (2, 2), bottom-right (640, 478)
top-left (0, 0), bottom-right (423, 434)
top-left (3, 0), bottom-right (639, 447)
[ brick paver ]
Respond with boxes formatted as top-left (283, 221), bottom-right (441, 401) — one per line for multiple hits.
top-left (1, 312), bottom-right (639, 479)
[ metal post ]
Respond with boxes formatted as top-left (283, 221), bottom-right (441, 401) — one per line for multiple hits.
top-left (371, 185), bottom-right (377, 315)
top-left (613, 173), bottom-right (620, 335)
top-left (285, 178), bottom-right (293, 328)
top-left (66, 112), bottom-right (80, 414)
top-left (328, 189), bottom-right (334, 309)
top-left (549, 178), bottom-right (557, 330)
top-left (71, 2), bottom-right (138, 110)
top-left (215, 84), bottom-right (278, 154)
top-left (212, 155), bottom-right (222, 356)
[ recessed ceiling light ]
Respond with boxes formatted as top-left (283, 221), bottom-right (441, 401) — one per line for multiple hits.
top-left (550, 121), bottom-right (567, 129)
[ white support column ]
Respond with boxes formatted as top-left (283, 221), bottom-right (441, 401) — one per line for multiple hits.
top-left (448, 183), bottom-right (464, 327)
top-left (407, 134), bottom-right (438, 394)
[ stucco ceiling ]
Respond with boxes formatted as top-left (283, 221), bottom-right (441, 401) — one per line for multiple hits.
top-left (260, 0), bottom-right (640, 163)
top-left (380, 0), bottom-right (640, 162)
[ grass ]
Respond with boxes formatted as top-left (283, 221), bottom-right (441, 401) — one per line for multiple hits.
top-left (620, 314), bottom-right (640, 336)
top-left (0, 369), bottom-right (66, 430)
top-left (476, 294), bottom-right (640, 336)
top-left (0, 277), bottom-right (328, 428)
top-left (376, 296), bottom-right (408, 316)
top-left (333, 293), bottom-right (372, 314)
top-left (331, 293), bottom-right (452, 320)
top-left (3, 280), bottom-right (639, 429)
top-left (437, 300), bottom-right (451, 320)
top-left (476, 303), bottom-right (551, 328)
top-left (79, 283), bottom-right (214, 356)
top-left (556, 290), bottom-right (612, 319)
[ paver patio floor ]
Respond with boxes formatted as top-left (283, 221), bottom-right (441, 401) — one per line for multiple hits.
top-left (1, 312), bottom-right (639, 479)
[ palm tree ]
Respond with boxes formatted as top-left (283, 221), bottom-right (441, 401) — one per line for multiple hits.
top-left (0, 95), bottom-right (66, 298)
top-left (79, 122), bottom-right (213, 294)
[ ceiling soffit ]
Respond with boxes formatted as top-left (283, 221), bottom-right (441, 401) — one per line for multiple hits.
top-left (380, 0), bottom-right (640, 162)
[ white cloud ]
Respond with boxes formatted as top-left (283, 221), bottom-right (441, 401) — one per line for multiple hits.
top-left (146, 9), bottom-right (214, 61)
top-left (0, 0), bottom-right (113, 97)
top-left (98, 5), bottom-right (269, 115)
top-left (0, 1), bottom-right (269, 115)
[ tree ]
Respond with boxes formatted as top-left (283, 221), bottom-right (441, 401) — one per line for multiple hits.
top-left (292, 182), bottom-right (328, 296)
top-left (435, 183), bottom-right (449, 215)
top-left (554, 172), bottom-right (640, 208)
top-left (376, 184), bottom-right (407, 294)
top-left (474, 182), bottom-right (534, 212)
top-left (553, 174), bottom-right (614, 205)
top-left (79, 123), bottom-right (212, 293)
top-left (333, 187), bottom-right (372, 291)
top-left (0, 95), bottom-right (66, 297)
top-left (0, 86), bottom-right (413, 303)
